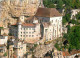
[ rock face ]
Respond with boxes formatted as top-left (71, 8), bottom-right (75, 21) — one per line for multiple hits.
top-left (0, 0), bottom-right (44, 28)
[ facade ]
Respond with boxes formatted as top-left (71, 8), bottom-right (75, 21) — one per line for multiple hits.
top-left (0, 35), bottom-right (8, 56)
top-left (10, 8), bottom-right (63, 42)
top-left (10, 22), bottom-right (41, 41)
top-left (0, 44), bottom-right (7, 56)
top-left (42, 23), bottom-right (54, 41)
top-left (52, 51), bottom-right (63, 58)
top-left (0, 35), bottom-right (8, 45)
top-left (14, 39), bottom-right (26, 58)
top-left (35, 8), bottom-right (63, 40)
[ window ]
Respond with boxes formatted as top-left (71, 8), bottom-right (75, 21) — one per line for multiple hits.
top-left (29, 28), bottom-right (31, 30)
top-left (56, 20), bottom-right (57, 22)
top-left (52, 20), bottom-right (53, 23)
top-left (21, 35), bottom-right (22, 37)
top-left (26, 35), bottom-right (28, 37)
top-left (26, 28), bottom-right (28, 30)
top-left (24, 28), bottom-right (25, 30)
top-left (24, 35), bottom-right (25, 37)
top-left (29, 32), bottom-right (31, 34)
top-left (24, 32), bottom-right (25, 34)
top-left (32, 28), bottom-right (35, 30)
top-left (26, 32), bottom-right (28, 34)
top-left (50, 38), bottom-right (51, 40)
top-left (32, 35), bottom-right (34, 37)
top-left (32, 32), bottom-right (34, 34)
top-left (29, 35), bottom-right (31, 37)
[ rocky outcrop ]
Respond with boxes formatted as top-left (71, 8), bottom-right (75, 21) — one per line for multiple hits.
top-left (0, 0), bottom-right (44, 28)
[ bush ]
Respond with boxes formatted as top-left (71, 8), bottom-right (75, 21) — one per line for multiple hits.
top-left (76, 12), bottom-right (80, 20)
top-left (70, 20), bottom-right (77, 24)
top-left (55, 43), bottom-right (61, 51)
top-left (4, 52), bottom-right (7, 56)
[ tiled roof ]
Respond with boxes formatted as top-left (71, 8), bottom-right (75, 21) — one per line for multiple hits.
top-left (11, 23), bottom-right (35, 27)
top-left (22, 23), bottom-right (35, 27)
top-left (70, 49), bottom-right (80, 55)
top-left (35, 8), bottom-right (62, 17)
top-left (0, 44), bottom-right (6, 47)
top-left (62, 51), bottom-right (71, 56)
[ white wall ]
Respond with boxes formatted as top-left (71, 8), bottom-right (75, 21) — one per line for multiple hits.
top-left (0, 36), bottom-right (8, 45)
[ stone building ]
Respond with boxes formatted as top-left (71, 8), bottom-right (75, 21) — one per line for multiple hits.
top-left (14, 39), bottom-right (26, 58)
top-left (0, 35), bottom-right (8, 56)
top-left (0, 35), bottom-right (8, 45)
top-left (35, 8), bottom-right (63, 39)
top-left (10, 19), bottom-right (41, 42)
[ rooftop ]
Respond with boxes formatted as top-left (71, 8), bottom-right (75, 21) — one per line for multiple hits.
top-left (35, 8), bottom-right (62, 17)
top-left (62, 51), bottom-right (71, 56)
top-left (12, 23), bottom-right (36, 27)
top-left (22, 23), bottom-right (35, 27)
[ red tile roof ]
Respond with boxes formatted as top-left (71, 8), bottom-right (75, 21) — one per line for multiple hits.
top-left (70, 49), bottom-right (80, 55)
top-left (62, 51), bottom-right (71, 56)
top-left (35, 8), bottom-right (62, 17)
top-left (11, 23), bottom-right (35, 27)
top-left (22, 23), bottom-right (35, 27)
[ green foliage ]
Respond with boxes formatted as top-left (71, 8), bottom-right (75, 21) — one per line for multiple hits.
top-left (47, 4), bottom-right (55, 8)
top-left (63, 33), bottom-right (69, 39)
top-left (62, 16), bottom-right (67, 25)
top-left (68, 26), bottom-right (80, 50)
top-left (62, 14), bottom-right (71, 25)
top-left (55, 43), bottom-right (61, 51)
top-left (43, 0), bottom-right (80, 9)
top-left (63, 0), bottom-right (80, 9)
top-left (70, 20), bottom-right (77, 24)
top-left (34, 44), bottom-right (38, 48)
top-left (4, 52), bottom-right (7, 56)
top-left (57, 0), bottom-right (63, 9)
top-left (0, 27), bottom-right (3, 29)
top-left (66, 25), bottom-right (70, 32)
top-left (63, 26), bottom-right (80, 51)
top-left (76, 12), bottom-right (80, 20)
top-left (8, 33), bottom-right (12, 36)
top-left (43, 0), bottom-right (56, 8)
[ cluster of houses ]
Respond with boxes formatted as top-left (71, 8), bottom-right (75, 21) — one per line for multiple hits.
top-left (0, 6), bottom-right (80, 58)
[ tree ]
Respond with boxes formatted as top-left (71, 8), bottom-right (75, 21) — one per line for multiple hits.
top-left (70, 20), bottom-right (77, 24)
top-left (43, 0), bottom-right (56, 8)
top-left (62, 13), bottom-right (71, 25)
top-left (57, 0), bottom-right (63, 9)
top-left (48, 4), bottom-right (55, 8)
top-left (76, 12), bottom-right (80, 20)
top-left (68, 26), bottom-right (80, 50)
top-left (4, 52), bottom-right (7, 56)
top-left (62, 16), bottom-right (67, 25)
